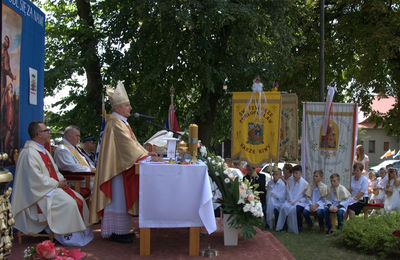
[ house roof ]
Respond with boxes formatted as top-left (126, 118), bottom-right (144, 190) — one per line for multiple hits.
top-left (359, 95), bottom-right (397, 128)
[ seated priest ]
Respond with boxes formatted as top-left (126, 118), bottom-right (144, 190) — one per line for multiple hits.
top-left (54, 125), bottom-right (96, 172)
top-left (11, 121), bottom-right (93, 246)
top-left (54, 125), bottom-right (96, 189)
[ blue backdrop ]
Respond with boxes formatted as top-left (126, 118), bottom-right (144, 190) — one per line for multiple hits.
top-left (2, 0), bottom-right (45, 174)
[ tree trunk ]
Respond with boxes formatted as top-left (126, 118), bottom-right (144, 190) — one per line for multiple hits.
top-left (76, 0), bottom-right (102, 115)
top-left (196, 91), bottom-right (219, 149)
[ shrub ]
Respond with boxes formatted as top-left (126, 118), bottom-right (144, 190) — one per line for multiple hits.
top-left (334, 212), bottom-right (400, 258)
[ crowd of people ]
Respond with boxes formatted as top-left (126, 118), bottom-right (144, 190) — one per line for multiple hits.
top-left (246, 160), bottom-right (400, 235)
top-left (9, 79), bottom-right (400, 247)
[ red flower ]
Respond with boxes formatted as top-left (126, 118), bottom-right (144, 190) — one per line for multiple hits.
top-left (69, 249), bottom-right (86, 260)
top-left (392, 229), bottom-right (400, 237)
top-left (36, 240), bottom-right (57, 259)
top-left (54, 257), bottom-right (74, 260)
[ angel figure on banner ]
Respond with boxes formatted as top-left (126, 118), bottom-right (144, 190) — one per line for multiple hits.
top-left (241, 76), bottom-right (267, 123)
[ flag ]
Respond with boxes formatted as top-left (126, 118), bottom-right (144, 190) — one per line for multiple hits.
top-left (380, 149), bottom-right (396, 160)
top-left (95, 94), bottom-right (106, 166)
top-left (393, 150), bottom-right (400, 159)
top-left (322, 86), bottom-right (337, 136)
top-left (165, 104), bottom-right (180, 132)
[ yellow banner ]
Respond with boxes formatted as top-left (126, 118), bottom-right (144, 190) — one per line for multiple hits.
top-left (232, 91), bottom-right (281, 166)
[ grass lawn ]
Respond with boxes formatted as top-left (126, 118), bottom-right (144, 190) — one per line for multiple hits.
top-left (270, 229), bottom-right (379, 260)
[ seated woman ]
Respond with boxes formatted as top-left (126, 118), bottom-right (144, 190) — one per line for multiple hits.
top-left (347, 162), bottom-right (369, 219)
top-left (384, 168), bottom-right (400, 213)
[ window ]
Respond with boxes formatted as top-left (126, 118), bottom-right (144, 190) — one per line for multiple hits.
top-left (369, 140), bottom-right (375, 153)
top-left (384, 142), bottom-right (389, 151)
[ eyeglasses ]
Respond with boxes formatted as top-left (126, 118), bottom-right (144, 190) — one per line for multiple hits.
top-left (40, 128), bottom-right (51, 133)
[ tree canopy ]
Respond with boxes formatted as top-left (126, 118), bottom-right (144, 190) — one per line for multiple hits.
top-left (37, 0), bottom-right (400, 149)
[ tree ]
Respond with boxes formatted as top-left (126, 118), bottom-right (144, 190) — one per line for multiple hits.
top-left (36, 0), bottom-right (103, 137)
top-left (329, 0), bottom-right (400, 136)
top-left (39, 0), bottom-right (400, 149)
top-left (40, 0), bottom-right (303, 148)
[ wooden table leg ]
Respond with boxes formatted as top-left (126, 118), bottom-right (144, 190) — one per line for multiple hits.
top-left (330, 213), bottom-right (336, 231)
top-left (140, 228), bottom-right (151, 256)
top-left (189, 227), bottom-right (200, 256)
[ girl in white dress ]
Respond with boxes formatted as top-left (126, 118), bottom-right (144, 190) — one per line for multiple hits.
top-left (371, 168), bottom-right (387, 203)
top-left (384, 168), bottom-right (400, 212)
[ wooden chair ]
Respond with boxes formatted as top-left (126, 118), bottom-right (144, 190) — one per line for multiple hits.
top-left (13, 149), bottom-right (54, 244)
top-left (59, 170), bottom-right (95, 208)
top-left (17, 230), bottom-right (54, 244)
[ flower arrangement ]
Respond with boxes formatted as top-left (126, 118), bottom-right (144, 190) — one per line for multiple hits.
top-left (24, 240), bottom-right (86, 260)
top-left (199, 147), bottom-right (264, 240)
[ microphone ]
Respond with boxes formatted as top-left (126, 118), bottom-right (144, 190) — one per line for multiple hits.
top-left (134, 112), bottom-right (155, 121)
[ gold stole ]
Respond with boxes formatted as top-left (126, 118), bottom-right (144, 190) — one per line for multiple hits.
top-left (62, 141), bottom-right (88, 167)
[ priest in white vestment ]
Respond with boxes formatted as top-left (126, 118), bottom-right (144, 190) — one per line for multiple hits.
top-left (276, 165), bottom-right (308, 234)
top-left (11, 121), bottom-right (93, 246)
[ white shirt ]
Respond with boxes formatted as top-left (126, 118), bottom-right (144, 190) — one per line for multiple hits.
top-left (305, 186), bottom-right (326, 210)
top-left (351, 175), bottom-right (369, 198)
top-left (326, 189), bottom-right (348, 210)
top-left (266, 178), bottom-right (286, 209)
top-left (286, 176), bottom-right (308, 206)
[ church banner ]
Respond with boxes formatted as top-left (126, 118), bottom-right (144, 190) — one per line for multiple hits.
top-left (2, 0), bottom-right (45, 169)
top-left (280, 93), bottom-right (298, 161)
top-left (232, 91), bottom-right (281, 166)
top-left (301, 102), bottom-right (357, 190)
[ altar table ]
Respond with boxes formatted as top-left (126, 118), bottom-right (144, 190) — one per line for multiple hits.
top-left (139, 161), bottom-right (216, 256)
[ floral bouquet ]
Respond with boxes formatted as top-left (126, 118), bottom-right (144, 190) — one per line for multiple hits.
top-left (199, 146), bottom-right (264, 240)
top-left (24, 240), bottom-right (86, 260)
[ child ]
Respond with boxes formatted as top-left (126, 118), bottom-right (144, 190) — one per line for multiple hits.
top-left (281, 163), bottom-right (293, 184)
top-left (265, 167), bottom-right (286, 229)
top-left (384, 168), bottom-right (400, 213)
top-left (245, 163), bottom-right (266, 217)
top-left (368, 171), bottom-right (377, 200)
top-left (347, 162), bottom-right (369, 219)
top-left (303, 170), bottom-right (328, 232)
top-left (370, 168), bottom-right (387, 203)
top-left (324, 173), bottom-right (351, 234)
top-left (275, 165), bottom-right (308, 234)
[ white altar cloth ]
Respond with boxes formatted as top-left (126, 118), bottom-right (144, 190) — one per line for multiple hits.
top-left (139, 162), bottom-right (217, 234)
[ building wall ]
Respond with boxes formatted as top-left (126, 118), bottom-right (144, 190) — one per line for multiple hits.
top-left (359, 128), bottom-right (400, 166)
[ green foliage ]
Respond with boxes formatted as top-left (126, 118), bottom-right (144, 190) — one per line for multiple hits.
top-left (335, 212), bottom-right (400, 258)
top-left (36, 0), bottom-right (400, 145)
top-left (36, 0), bottom-right (304, 147)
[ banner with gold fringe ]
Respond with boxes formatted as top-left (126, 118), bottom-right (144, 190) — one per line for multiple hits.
top-left (279, 93), bottom-right (298, 161)
top-left (232, 91), bottom-right (281, 166)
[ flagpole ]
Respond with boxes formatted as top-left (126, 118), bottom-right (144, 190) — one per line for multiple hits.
top-left (170, 86), bottom-right (174, 106)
